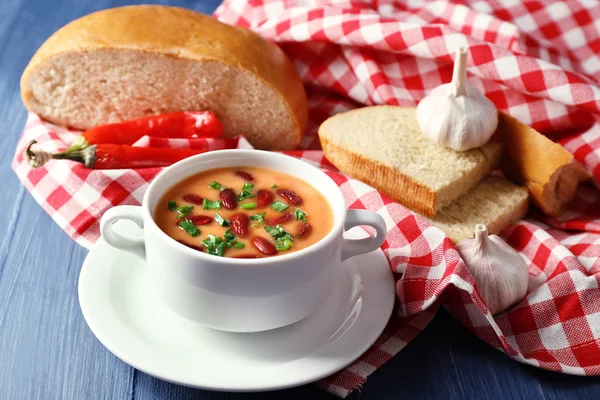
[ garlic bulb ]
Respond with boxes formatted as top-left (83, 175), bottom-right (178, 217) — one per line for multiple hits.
top-left (456, 224), bottom-right (528, 314)
top-left (416, 47), bottom-right (498, 151)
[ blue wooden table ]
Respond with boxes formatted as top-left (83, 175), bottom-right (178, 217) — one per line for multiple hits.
top-left (1, 1), bottom-right (600, 399)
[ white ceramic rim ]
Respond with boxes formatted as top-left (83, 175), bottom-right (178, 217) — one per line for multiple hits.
top-left (141, 149), bottom-right (348, 265)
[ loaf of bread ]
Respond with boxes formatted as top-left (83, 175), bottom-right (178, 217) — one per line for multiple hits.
top-left (318, 106), bottom-right (502, 217)
top-left (496, 112), bottom-right (590, 216)
top-left (424, 176), bottom-right (529, 243)
top-left (20, 5), bottom-right (308, 150)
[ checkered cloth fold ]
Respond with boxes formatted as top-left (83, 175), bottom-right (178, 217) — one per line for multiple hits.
top-left (12, 0), bottom-right (600, 397)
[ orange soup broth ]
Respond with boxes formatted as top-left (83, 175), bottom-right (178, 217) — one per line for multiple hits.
top-left (154, 167), bottom-right (334, 258)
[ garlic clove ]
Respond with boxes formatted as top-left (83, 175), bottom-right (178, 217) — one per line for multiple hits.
top-left (416, 48), bottom-right (498, 152)
top-left (456, 224), bottom-right (529, 314)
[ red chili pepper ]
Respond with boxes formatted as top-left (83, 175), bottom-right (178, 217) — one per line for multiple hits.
top-left (25, 140), bottom-right (213, 169)
top-left (69, 111), bottom-right (224, 150)
top-left (89, 145), bottom-right (209, 169)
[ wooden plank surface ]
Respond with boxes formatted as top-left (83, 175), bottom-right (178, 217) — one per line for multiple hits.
top-left (0, 0), bottom-right (599, 399)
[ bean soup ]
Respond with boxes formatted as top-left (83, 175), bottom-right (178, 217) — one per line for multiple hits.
top-left (154, 167), bottom-right (334, 258)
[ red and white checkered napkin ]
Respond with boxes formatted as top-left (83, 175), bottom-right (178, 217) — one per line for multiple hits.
top-left (12, 0), bottom-right (600, 397)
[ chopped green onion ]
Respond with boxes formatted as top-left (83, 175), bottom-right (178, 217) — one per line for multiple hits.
top-left (176, 205), bottom-right (194, 218)
top-left (202, 234), bottom-right (222, 248)
top-left (202, 234), bottom-right (224, 256)
top-left (237, 182), bottom-right (256, 201)
top-left (264, 225), bottom-right (282, 237)
top-left (214, 213), bottom-right (230, 227)
top-left (250, 212), bottom-right (266, 227)
top-left (224, 229), bottom-right (236, 241)
top-left (264, 224), bottom-right (293, 242)
top-left (241, 202), bottom-right (256, 210)
top-left (279, 232), bottom-right (294, 242)
top-left (234, 241), bottom-right (245, 249)
top-left (294, 208), bottom-right (308, 222)
top-left (271, 184), bottom-right (278, 189)
top-left (179, 220), bottom-right (200, 237)
top-left (238, 190), bottom-right (254, 201)
top-left (203, 198), bottom-right (221, 209)
top-left (213, 243), bottom-right (227, 256)
top-left (168, 200), bottom-right (177, 211)
top-left (176, 205), bottom-right (194, 214)
top-left (201, 230), bottom-right (239, 257)
top-left (208, 181), bottom-right (225, 191)
top-left (250, 212), bottom-right (266, 221)
top-left (276, 239), bottom-right (293, 251)
top-left (270, 201), bottom-right (289, 212)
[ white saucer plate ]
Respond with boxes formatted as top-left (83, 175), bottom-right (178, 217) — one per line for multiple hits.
top-left (78, 221), bottom-right (395, 392)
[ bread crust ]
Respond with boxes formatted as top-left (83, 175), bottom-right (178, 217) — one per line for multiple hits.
top-left (320, 136), bottom-right (438, 216)
top-left (20, 5), bottom-right (307, 148)
top-left (497, 111), bottom-right (590, 216)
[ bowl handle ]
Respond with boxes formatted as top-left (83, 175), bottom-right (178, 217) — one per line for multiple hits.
top-left (100, 206), bottom-right (146, 260)
top-left (341, 209), bottom-right (387, 261)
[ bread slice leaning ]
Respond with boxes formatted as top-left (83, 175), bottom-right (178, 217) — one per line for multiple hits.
top-left (424, 176), bottom-right (529, 243)
top-left (319, 106), bottom-right (502, 217)
top-left (20, 5), bottom-right (308, 150)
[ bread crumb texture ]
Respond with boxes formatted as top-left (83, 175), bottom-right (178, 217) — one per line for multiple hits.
top-left (21, 5), bottom-right (308, 150)
top-left (425, 176), bottom-right (529, 243)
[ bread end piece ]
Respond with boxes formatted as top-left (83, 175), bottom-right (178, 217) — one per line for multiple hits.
top-left (497, 111), bottom-right (590, 216)
top-left (424, 176), bottom-right (529, 243)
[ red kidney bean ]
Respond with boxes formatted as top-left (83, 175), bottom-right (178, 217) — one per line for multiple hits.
top-left (296, 223), bottom-right (312, 239)
top-left (267, 212), bottom-right (293, 226)
top-left (182, 194), bottom-right (203, 205)
top-left (220, 188), bottom-right (237, 209)
top-left (230, 213), bottom-right (250, 237)
top-left (276, 189), bottom-right (303, 206)
top-left (177, 240), bottom-right (203, 252)
top-left (188, 215), bottom-right (213, 225)
top-left (257, 189), bottom-right (274, 207)
top-left (252, 237), bottom-right (277, 255)
top-left (235, 170), bottom-right (254, 181)
top-left (233, 255), bottom-right (261, 259)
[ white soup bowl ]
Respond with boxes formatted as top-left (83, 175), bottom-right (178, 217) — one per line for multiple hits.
top-left (100, 150), bottom-right (387, 332)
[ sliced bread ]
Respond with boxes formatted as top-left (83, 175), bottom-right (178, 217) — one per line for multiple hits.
top-left (20, 5), bottom-right (308, 150)
top-left (496, 112), bottom-right (590, 216)
top-left (318, 106), bottom-right (502, 217)
top-left (424, 176), bottom-right (529, 243)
